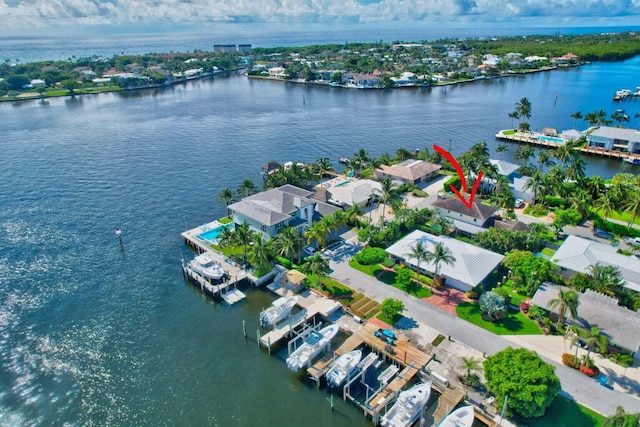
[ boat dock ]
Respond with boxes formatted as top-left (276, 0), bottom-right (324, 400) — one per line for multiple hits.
top-left (181, 222), bottom-right (249, 303)
top-left (495, 129), bottom-right (640, 162)
top-left (432, 388), bottom-right (465, 425)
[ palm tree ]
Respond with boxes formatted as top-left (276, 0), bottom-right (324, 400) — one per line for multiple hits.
top-left (374, 177), bottom-right (401, 227)
top-left (424, 242), bottom-right (456, 290)
top-left (304, 221), bottom-right (330, 249)
top-left (460, 356), bottom-right (481, 384)
top-left (622, 190), bottom-right (640, 226)
top-left (248, 233), bottom-right (271, 268)
top-left (314, 157), bottom-right (333, 183)
top-left (496, 143), bottom-right (509, 160)
top-left (547, 288), bottom-right (580, 328)
top-left (514, 97), bottom-right (532, 125)
top-left (272, 226), bottom-right (305, 264)
top-left (596, 191), bottom-right (617, 221)
top-left (508, 111), bottom-right (519, 129)
top-left (524, 169), bottom-right (545, 205)
top-left (470, 141), bottom-right (490, 161)
top-left (237, 179), bottom-right (259, 198)
top-left (587, 264), bottom-right (625, 296)
top-left (553, 141), bottom-right (575, 167)
top-left (570, 189), bottom-right (592, 222)
top-left (514, 145), bottom-right (534, 167)
top-left (233, 221), bottom-right (253, 264)
top-left (565, 156), bottom-right (586, 181)
top-left (578, 326), bottom-right (609, 358)
top-left (304, 253), bottom-right (330, 286)
top-left (406, 240), bottom-right (428, 277)
top-left (584, 175), bottom-right (605, 199)
top-left (395, 148), bottom-right (412, 162)
top-left (217, 188), bottom-right (235, 217)
top-left (536, 151), bottom-right (554, 171)
top-left (570, 111), bottom-right (582, 128)
top-left (344, 203), bottom-right (364, 227)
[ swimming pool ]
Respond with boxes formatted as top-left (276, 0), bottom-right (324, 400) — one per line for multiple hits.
top-left (537, 135), bottom-right (565, 144)
top-left (335, 180), bottom-right (351, 187)
top-left (198, 223), bottom-right (234, 242)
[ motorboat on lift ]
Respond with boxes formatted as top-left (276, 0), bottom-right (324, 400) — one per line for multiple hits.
top-left (260, 296), bottom-right (298, 327)
top-left (190, 252), bottom-right (225, 280)
top-left (326, 349), bottom-right (362, 387)
top-left (380, 381), bottom-right (432, 427)
top-left (286, 324), bottom-right (339, 372)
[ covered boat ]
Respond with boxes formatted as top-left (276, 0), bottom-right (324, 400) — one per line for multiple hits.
top-left (260, 296), bottom-right (297, 327)
top-left (286, 324), bottom-right (339, 372)
top-left (326, 349), bottom-right (362, 387)
top-left (381, 381), bottom-right (432, 427)
top-left (190, 252), bottom-right (225, 280)
top-left (438, 405), bottom-right (474, 427)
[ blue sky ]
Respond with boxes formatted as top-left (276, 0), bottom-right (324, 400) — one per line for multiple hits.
top-left (1, 0), bottom-right (639, 32)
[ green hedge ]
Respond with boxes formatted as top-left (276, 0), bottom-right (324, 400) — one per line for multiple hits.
top-left (443, 175), bottom-right (461, 193)
top-left (355, 247), bottom-right (388, 265)
top-left (276, 256), bottom-right (292, 269)
top-left (594, 217), bottom-right (640, 238)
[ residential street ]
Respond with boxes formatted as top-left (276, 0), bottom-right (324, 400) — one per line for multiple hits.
top-left (325, 238), bottom-right (640, 417)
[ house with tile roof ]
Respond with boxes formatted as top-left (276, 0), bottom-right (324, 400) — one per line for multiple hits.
top-left (385, 230), bottom-right (504, 291)
top-left (552, 235), bottom-right (640, 292)
top-left (431, 195), bottom-right (499, 236)
top-left (374, 159), bottom-right (441, 185)
top-left (228, 184), bottom-right (338, 239)
top-left (531, 283), bottom-right (640, 360)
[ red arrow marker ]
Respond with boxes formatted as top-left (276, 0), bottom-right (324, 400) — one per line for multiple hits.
top-left (433, 144), bottom-right (484, 209)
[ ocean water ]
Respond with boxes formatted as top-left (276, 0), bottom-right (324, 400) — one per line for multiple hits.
top-left (1, 28), bottom-right (640, 426)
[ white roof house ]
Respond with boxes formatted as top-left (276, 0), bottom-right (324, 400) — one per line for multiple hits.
top-left (552, 235), bottom-right (640, 292)
top-left (385, 230), bottom-right (504, 291)
top-left (587, 126), bottom-right (640, 154)
top-left (315, 176), bottom-right (381, 208)
top-left (531, 283), bottom-right (640, 359)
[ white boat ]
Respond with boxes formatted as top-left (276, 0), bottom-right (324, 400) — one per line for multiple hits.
top-left (326, 349), bottom-right (362, 387)
top-left (190, 252), bottom-right (225, 280)
top-left (260, 296), bottom-right (298, 327)
top-left (286, 324), bottom-right (339, 372)
top-left (380, 381), bottom-right (432, 427)
top-left (437, 405), bottom-right (474, 427)
top-left (623, 156), bottom-right (640, 165)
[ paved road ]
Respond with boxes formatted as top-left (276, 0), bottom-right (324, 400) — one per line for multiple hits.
top-left (325, 238), bottom-right (640, 416)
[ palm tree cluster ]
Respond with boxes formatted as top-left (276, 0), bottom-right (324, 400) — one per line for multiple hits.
top-left (216, 179), bottom-right (260, 216)
top-left (406, 240), bottom-right (456, 291)
top-left (570, 263), bottom-right (638, 310)
top-left (509, 97), bottom-right (532, 132)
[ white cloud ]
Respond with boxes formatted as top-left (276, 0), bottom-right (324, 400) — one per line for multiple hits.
top-left (0, 0), bottom-right (639, 30)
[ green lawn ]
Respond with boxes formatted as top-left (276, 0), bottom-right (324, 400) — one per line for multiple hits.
top-left (597, 209), bottom-right (640, 226)
top-left (503, 129), bottom-right (517, 135)
top-left (349, 259), bottom-right (383, 277)
top-left (456, 301), bottom-right (543, 335)
top-left (521, 396), bottom-right (605, 427)
top-left (378, 271), bottom-right (433, 298)
top-left (541, 247), bottom-right (556, 257)
top-left (219, 216), bottom-right (233, 224)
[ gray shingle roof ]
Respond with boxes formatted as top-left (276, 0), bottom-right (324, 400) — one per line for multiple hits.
top-left (432, 196), bottom-right (499, 221)
top-left (229, 185), bottom-right (315, 227)
top-left (552, 235), bottom-right (640, 292)
top-left (531, 283), bottom-right (640, 353)
top-left (385, 230), bottom-right (504, 287)
top-left (590, 126), bottom-right (640, 143)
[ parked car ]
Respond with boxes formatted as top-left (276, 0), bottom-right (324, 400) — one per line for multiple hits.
top-left (303, 246), bottom-right (317, 256)
top-left (624, 237), bottom-right (640, 246)
top-left (594, 229), bottom-right (614, 239)
top-left (514, 199), bottom-right (524, 208)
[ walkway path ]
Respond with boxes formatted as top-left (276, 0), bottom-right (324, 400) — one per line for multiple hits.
top-left (326, 237), bottom-right (640, 417)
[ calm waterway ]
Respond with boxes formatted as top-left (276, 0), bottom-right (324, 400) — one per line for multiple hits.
top-left (1, 37), bottom-right (640, 425)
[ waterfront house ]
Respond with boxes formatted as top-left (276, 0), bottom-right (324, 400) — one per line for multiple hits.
top-left (391, 72), bottom-right (417, 86)
top-left (587, 126), bottom-right (640, 154)
top-left (531, 283), bottom-right (640, 360)
top-left (385, 230), bottom-right (504, 291)
top-left (341, 73), bottom-right (381, 88)
top-left (268, 67), bottom-right (287, 78)
top-left (374, 159), bottom-right (441, 185)
top-left (475, 159), bottom-right (534, 203)
top-left (314, 176), bottom-right (382, 208)
top-left (552, 235), bottom-right (640, 292)
top-left (431, 195), bottom-right (499, 236)
top-left (29, 78), bottom-right (46, 87)
top-left (228, 184), bottom-right (339, 240)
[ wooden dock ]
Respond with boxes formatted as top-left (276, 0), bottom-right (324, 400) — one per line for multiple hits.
top-left (495, 130), bottom-right (640, 161)
top-left (432, 388), bottom-right (465, 425)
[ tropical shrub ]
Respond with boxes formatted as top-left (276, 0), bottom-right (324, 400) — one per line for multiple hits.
top-left (355, 247), bottom-right (388, 265)
top-left (443, 175), bottom-right (461, 193)
top-left (610, 353), bottom-right (634, 368)
top-left (562, 353), bottom-right (580, 369)
top-left (527, 306), bottom-right (546, 321)
top-left (479, 291), bottom-right (506, 321)
top-left (276, 256), bottom-right (292, 269)
top-left (594, 217), bottom-right (640, 238)
top-left (484, 347), bottom-right (560, 418)
top-left (519, 301), bottom-right (530, 313)
top-left (381, 257), bottom-right (396, 268)
top-left (580, 365), bottom-right (600, 377)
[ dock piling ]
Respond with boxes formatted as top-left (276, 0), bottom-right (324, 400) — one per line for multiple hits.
top-left (257, 329), bottom-right (260, 348)
top-left (243, 320), bottom-right (247, 337)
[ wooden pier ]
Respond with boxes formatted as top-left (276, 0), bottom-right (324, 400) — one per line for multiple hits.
top-left (432, 388), bottom-right (465, 425)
